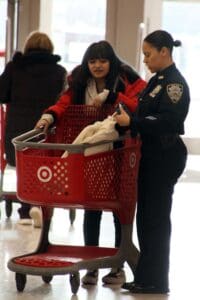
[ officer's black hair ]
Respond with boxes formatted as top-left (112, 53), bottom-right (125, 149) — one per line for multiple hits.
top-left (144, 30), bottom-right (182, 55)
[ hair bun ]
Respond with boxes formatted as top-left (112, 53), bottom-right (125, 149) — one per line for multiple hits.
top-left (173, 40), bottom-right (182, 47)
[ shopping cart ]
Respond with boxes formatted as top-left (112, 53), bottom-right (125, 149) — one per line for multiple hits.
top-left (0, 104), bottom-right (76, 224)
top-left (7, 105), bottom-right (141, 294)
top-left (0, 104), bottom-right (19, 217)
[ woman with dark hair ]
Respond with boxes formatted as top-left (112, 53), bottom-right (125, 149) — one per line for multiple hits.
top-left (0, 31), bottom-right (67, 226)
top-left (36, 40), bottom-right (146, 285)
top-left (115, 30), bottom-right (190, 294)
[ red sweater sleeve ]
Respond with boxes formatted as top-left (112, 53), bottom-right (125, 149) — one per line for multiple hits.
top-left (45, 77), bottom-right (147, 121)
top-left (115, 78), bottom-right (147, 112)
top-left (45, 88), bottom-right (72, 119)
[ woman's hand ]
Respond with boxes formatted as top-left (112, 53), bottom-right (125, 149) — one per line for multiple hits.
top-left (92, 96), bottom-right (103, 107)
top-left (92, 89), bottom-right (110, 107)
top-left (35, 118), bottom-right (50, 132)
top-left (114, 104), bottom-right (131, 126)
top-left (35, 113), bottom-right (54, 132)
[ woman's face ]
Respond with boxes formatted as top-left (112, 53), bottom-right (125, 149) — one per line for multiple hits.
top-left (142, 41), bottom-right (166, 73)
top-left (88, 58), bottom-right (110, 79)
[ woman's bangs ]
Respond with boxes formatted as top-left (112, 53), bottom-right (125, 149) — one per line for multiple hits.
top-left (87, 45), bottom-right (110, 60)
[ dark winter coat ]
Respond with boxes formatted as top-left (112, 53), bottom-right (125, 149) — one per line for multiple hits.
top-left (0, 50), bottom-right (67, 165)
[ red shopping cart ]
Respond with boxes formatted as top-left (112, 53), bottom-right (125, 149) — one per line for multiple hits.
top-left (0, 104), bottom-right (19, 217)
top-left (7, 105), bottom-right (141, 294)
top-left (0, 104), bottom-right (76, 224)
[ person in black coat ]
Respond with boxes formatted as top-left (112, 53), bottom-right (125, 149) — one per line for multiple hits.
top-left (115, 30), bottom-right (190, 294)
top-left (0, 31), bottom-right (67, 224)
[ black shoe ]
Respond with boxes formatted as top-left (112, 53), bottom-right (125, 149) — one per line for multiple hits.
top-left (121, 281), bottom-right (135, 290)
top-left (130, 284), bottom-right (169, 294)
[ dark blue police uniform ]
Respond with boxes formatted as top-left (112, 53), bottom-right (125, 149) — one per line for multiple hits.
top-left (130, 63), bottom-right (190, 292)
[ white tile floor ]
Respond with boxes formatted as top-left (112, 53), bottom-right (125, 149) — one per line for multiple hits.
top-left (0, 155), bottom-right (200, 300)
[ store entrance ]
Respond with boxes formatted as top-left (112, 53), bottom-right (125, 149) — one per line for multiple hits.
top-left (0, 0), bottom-right (19, 72)
top-left (0, 0), bottom-right (7, 73)
top-left (163, 0), bottom-right (200, 144)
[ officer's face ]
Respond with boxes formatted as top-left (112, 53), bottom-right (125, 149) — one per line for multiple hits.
top-left (142, 41), bottom-right (165, 73)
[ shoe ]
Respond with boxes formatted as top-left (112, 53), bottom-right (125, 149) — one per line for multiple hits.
top-left (29, 207), bottom-right (42, 228)
top-left (121, 280), bottom-right (135, 290)
top-left (81, 270), bottom-right (98, 285)
top-left (17, 218), bottom-right (32, 225)
top-left (102, 268), bottom-right (126, 285)
top-left (129, 283), bottom-right (169, 294)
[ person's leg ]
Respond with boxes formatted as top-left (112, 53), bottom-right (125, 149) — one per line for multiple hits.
top-left (83, 210), bottom-right (102, 246)
top-left (123, 156), bottom-right (172, 292)
top-left (18, 203), bottom-right (42, 227)
top-left (29, 206), bottom-right (42, 228)
top-left (134, 171), bottom-right (173, 290)
top-left (18, 203), bottom-right (31, 218)
top-left (82, 210), bottom-right (102, 284)
top-left (132, 142), bottom-right (187, 293)
top-left (102, 213), bottom-right (126, 284)
top-left (113, 213), bottom-right (121, 248)
top-left (17, 203), bottom-right (32, 225)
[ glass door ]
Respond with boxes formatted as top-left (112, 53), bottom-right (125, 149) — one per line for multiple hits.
top-left (0, 0), bottom-right (19, 73)
top-left (51, 0), bottom-right (107, 71)
top-left (0, 0), bottom-right (7, 73)
top-left (162, 0), bottom-right (200, 139)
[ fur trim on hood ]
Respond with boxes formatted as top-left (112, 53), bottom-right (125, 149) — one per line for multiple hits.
top-left (12, 50), bottom-right (61, 66)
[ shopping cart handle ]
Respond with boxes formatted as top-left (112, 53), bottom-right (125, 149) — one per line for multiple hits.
top-left (12, 128), bottom-right (46, 150)
top-left (12, 128), bottom-right (129, 153)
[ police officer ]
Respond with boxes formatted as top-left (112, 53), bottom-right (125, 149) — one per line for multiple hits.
top-left (115, 30), bottom-right (190, 294)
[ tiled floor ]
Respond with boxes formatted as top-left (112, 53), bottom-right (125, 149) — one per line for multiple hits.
top-left (0, 155), bottom-right (200, 300)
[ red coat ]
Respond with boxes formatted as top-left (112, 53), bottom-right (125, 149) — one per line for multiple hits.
top-left (45, 77), bottom-right (146, 120)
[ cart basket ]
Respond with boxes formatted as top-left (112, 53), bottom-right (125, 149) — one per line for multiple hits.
top-left (12, 105), bottom-right (141, 224)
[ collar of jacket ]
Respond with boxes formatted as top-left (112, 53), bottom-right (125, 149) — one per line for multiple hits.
top-left (156, 63), bottom-right (176, 81)
top-left (12, 51), bottom-right (61, 66)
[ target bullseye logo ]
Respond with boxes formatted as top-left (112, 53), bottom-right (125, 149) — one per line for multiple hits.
top-left (129, 152), bottom-right (136, 168)
top-left (37, 166), bottom-right (52, 182)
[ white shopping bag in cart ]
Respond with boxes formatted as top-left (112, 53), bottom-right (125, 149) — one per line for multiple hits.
top-left (62, 114), bottom-right (119, 157)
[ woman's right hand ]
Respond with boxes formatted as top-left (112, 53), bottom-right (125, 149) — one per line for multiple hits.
top-left (35, 118), bottom-right (50, 132)
top-left (35, 113), bottom-right (54, 132)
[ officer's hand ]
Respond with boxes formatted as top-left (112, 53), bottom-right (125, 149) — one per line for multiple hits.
top-left (114, 104), bottom-right (131, 126)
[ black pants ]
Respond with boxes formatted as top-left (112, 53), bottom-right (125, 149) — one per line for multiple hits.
top-left (18, 203), bottom-right (31, 219)
top-left (134, 138), bottom-right (187, 290)
top-left (83, 210), bottom-right (121, 248)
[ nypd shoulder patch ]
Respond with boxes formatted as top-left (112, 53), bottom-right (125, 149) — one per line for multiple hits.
top-left (166, 83), bottom-right (183, 103)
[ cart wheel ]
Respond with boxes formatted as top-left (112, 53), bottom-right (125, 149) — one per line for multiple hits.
top-left (70, 272), bottom-right (80, 294)
top-left (42, 275), bottom-right (53, 283)
top-left (69, 209), bottom-right (76, 225)
top-left (5, 200), bottom-right (12, 218)
top-left (15, 273), bottom-right (26, 292)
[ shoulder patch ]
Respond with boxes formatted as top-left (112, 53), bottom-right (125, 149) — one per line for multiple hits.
top-left (166, 84), bottom-right (183, 103)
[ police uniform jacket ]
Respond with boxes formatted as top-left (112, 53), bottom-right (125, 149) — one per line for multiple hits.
top-left (130, 63), bottom-right (190, 154)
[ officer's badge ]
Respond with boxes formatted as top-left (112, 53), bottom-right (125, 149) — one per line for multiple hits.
top-left (149, 85), bottom-right (162, 98)
top-left (167, 84), bottom-right (183, 103)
